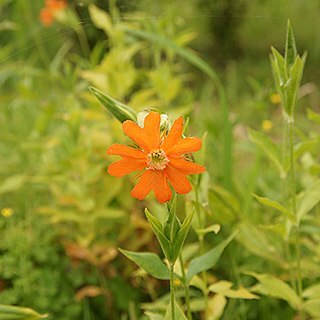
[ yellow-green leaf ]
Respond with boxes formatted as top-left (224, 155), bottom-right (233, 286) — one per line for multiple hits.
top-left (209, 280), bottom-right (259, 300)
top-left (253, 194), bottom-right (295, 222)
top-left (186, 232), bottom-right (236, 282)
top-left (297, 179), bottom-right (320, 223)
top-left (248, 272), bottom-right (301, 309)
top-left (0, 305), bottom-right (47, 320)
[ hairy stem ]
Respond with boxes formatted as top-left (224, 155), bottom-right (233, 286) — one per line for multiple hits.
top-left (179, 254), bottom-right (192, 320)
top-left (288, 120), bottom-right (301, 292)
top-left (170, 262), bottom-right (176, 320)
top-left (288, 119), bottom-right (303, 318)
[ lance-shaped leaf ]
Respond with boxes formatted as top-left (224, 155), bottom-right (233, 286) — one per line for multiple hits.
top-left (270, 47), bottom-right (286, 89)
top-left (164, 300), bottom-right (188, 320)
top-left (307, 108), bottom-right (320, 124)
top-left (89, 86), bottom-right (137, 123)
top-left (209, 280), bottom-right (259, 300)
top-left (285, 53), bottom-right (307, 117)
top-left (145, 209), bottom-right (172, 261)
top-left (248, 272), bottom-right (301, 310)
top-left (88, 4), bottom-right (113, 36)
top-left (302, 299), bottom-right (320, 318)
top-left (171, 211), bottom-right (195, 263)
top-left (303, 283), bottom-right (320, 299)
top-left (285, 20), bottom-right (297, 70)
top-left (163, 196), bottom-right (180, 242)
top-left (253, 194), bottom-right (295, 223)
top-left (0, 175), bottom-right (28, 194)
top-left (186, 232), bottom-right (237, 282)
top-left (0, 305), bottom-right (48, 319)
top-left (297, 179), bottom-right (320, 224)
top-left (248, 129), bottom-right (286, 177)
top-left (196, 224), bottom-right (221, 237)
top-left (119, 249), bottom-right (170, 280)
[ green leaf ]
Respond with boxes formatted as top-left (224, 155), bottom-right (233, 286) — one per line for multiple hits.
top-left (164, 301), bottom-right (187, 320)
top-left (236, 222), bottom-right (285, 266)
top-left (171, 211), bottom-right (194, 263)
top-left (208, 185), bottom-right (239, 224)
top-left (297, 179), bottom-right (320, 224)
top-left (89, 86), bottom-right (137, 123)
top-left (302, 299), bottom-right (320, 318)
top-left (270, 47), bottom-right (286, 88)
top-left (144, 311), bottom-right (164, 320)
top-left (119, 249), bottom-right (170, 280)
top-left (0, 305), bottom-right (48, 319)
top-left (307, 108), bottom-right (320, 124)
top-left (0, 175), bottom-right (28, 195)
top-left (88, 4), bottom-right (112, 36)
top-left (285, 20), bottom-right (297, 69)
top-left (248, 128), bottom-right (286, 177)
top-left (186, 232), bottom-right (236, 282)
top-left (248, 272), bottom-right (301, 309)
top-left (145, 209), bottom-right (172, 261)
top-left (285, 53), bottom-right (307, 116)
top-left (196, 224), bottom-right (221, 237)
top-left (163, 196), bottom-right (180, 242)
top-left (209, 281), bottom-right (259, 300)
top-left (303, 283), bottom-right (320, 299)
top-left (253, 194), bottom-right (295, 222)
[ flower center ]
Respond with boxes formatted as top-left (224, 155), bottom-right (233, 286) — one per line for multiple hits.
top-left (147, 149), bottom-right (169, 170)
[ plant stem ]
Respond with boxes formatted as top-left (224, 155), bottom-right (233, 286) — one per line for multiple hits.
top-left (282, 119), bottom-right (297, 293)
top-left (288, 118), bottom-right (304, 319)
top-left (22, 1), bottom-right (50, 67)
top-left (288, 119), bottom-right (303, 294)
top-left (170, 262), bottom-right (176, 320)
top-left (195, 183), bottom-right (208, 319)
top-left (179, 254), bottom-right (192, 320)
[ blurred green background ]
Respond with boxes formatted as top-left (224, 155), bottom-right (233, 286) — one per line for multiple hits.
top-left (1, 0), bottom-right (320, 319)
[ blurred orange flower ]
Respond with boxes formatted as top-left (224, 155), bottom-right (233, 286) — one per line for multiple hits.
top-left (39, 0), bottom-right (67, 27)
top-left (107, 112), bottom-right (205, 203)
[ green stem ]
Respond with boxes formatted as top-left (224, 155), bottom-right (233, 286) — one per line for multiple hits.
top-left (288, 119), bottom-right (296, 219)
top-left (284, 240), bottom-right (297, 292)
top-left (288, 120), bottom-right (302, 293)
top-left (179, 254), bottom-right (192, 320)
top-left (282, 119), bottom-right (297, 293)
top-left (22, 1), bottom-right (50, 67)
top-left (170, 262), bottom-right (176, 320)
top-left (76, 28), bottom-right (90, 58)
top-left (200, 236), bottom-right (209, 320)
top-left (288, 119), bottom-right (303, 318)
top-left (195, 182), bottom-right (208, 319)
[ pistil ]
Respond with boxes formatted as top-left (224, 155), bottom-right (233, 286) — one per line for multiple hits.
top-left (147, 149), bottom-right (170, 170)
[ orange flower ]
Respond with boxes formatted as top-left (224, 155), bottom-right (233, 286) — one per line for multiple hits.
top-left (107, 112), bottom-right (205, 203)
top-left (46, 0), bottom-right (67, 11)
top-left (39, 0), bottom-right (67, 27)
top-left (40, 7), bottom-right (54, 27)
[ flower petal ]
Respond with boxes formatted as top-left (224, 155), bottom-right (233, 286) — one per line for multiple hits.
top-left (122, 121), bottom-right (152, 151)
top-left (107, 144), bottom-right (147, 159)
top-left (143, 112), bottom-right (161, 149)
top-left (152, 171), bottom-right (172, 203)
top-left (170, 158), bottom-right (206, 174)
top-left (131, 170), bottom-right (153, 200)
top-left (169, 158), bottom-right (206, 175)
top-left (166, 137), bottom-right (202, 155)
top-left (165, 165), bottom-right (192, 194)
top-left (161, 116), bottom-right (183, 152)
top-left (108, 158), bottom-right (146, 177)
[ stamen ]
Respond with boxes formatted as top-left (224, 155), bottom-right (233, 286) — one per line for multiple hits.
top-left (147, 149), bottom-right (170, 170)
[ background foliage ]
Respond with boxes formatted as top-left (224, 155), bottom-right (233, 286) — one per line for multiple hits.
top-left (1, 0), bottom-right (320, 319)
